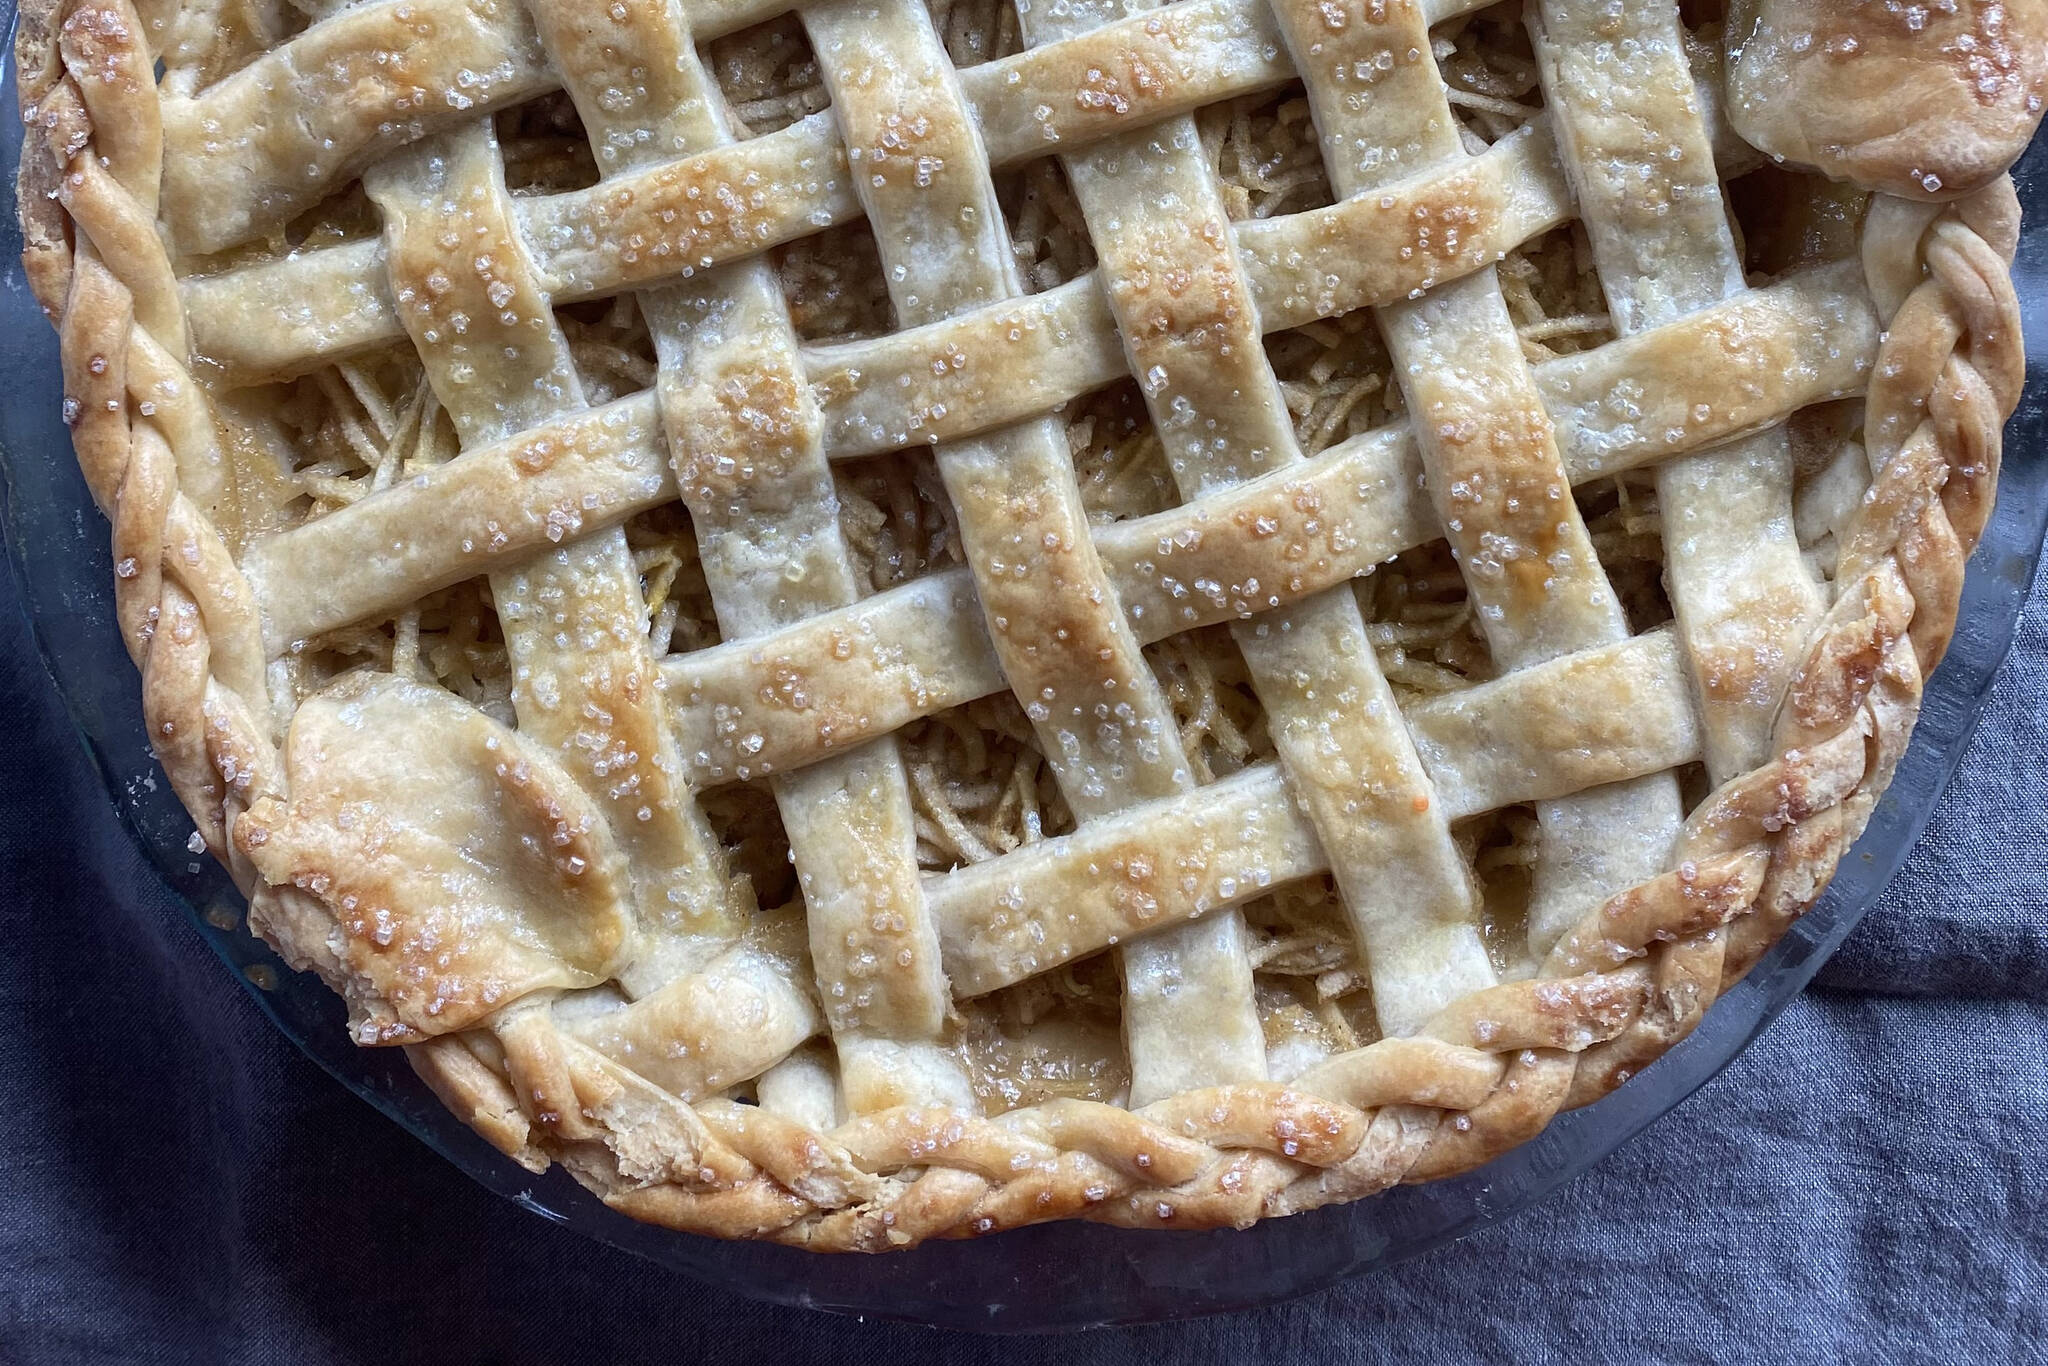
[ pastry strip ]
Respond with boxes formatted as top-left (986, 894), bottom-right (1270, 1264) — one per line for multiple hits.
top-left (929, 625), bottom-right (1702, 995)
top-left (523, 0), bottom-right (964, 1114)
top-left (359, 121), bottom-right (811, 1097)
top-left (162, 0), bottom-right (1764, 260)
top-left (184, 115), bottom-right (1575, 381)
top-left (362, 122), bottom-right (749, 989)
top-left (1270, 0), bottom-right (1683, 959)
top-left (184, 14), bottom-right (1778, 384)
top-left (1019, 0), bottom-right (1491, 1037)
top-left (804, 0), bottom-right (1265, 1103)
top-left (160, 0), bottom-right (556, 253)
top-left (1531, 0), bottom-right (1825, 780)
top-left (673, 614), bottom-right (1704, 814)
top-left (242, 262), bottom-right (1874, 656)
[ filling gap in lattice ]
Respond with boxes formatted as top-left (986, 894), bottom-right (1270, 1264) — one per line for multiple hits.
top-left (961, 953), bottom-right (1127, 1113)
top-left (291, 576), bottom-right (512, 719)
top-left (706, 13), bottom-right (828, 138)
top-left (212, 352), bottom-right (455, 532)
top-left (899, 696), bottom-right (1078, 872)
top-left (1786, 399), bottom-right (1869, 583)
top-left (1461, 807), bottom-right (1539, 979)
top-left (626, 503), bottom-right (723, 657)
top-left (1727, 163), bottom-right (1871, 280)
top-left (1247, 876), bottom-right (1383, 1073)
top-left (1143, 626), bottom-right (1273, 784)
top-left (927, 0), bottom-right (1024, 68)
top-left (1069, 381), bottom-right (1176, 524)
top-left (834, 449), bottom-right (962, 594)
top-left (1434, 3), bottom-right (1546, 148)
top-left (775, 222), bottom-right (897, 343)
top-left (1002, 157), bottom-right (1097, 294)
top-left (1357, 544), bottom-right (1496, 696)
top-left (701, 777), bottom-right (799, 912)
top-left (556, 295), bottom-right (659, 405)
top-left (1263, 311), bottom-right (1407, 455)
top-left (497, 91), bottom-right (601, 195)
top-left (1498, 224), bottom-right (1615, 361)
top-left (1575, 475), bottom-right (1672, 635)
top-left (1204, 86), bottom-right (1335, 222)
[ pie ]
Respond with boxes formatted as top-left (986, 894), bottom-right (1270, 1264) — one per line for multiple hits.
top-left (15, 0), bottom-right (2043, 1250)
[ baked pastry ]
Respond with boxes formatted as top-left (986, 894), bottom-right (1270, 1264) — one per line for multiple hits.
top-left (14, 0), bottom-right (2041, 1249)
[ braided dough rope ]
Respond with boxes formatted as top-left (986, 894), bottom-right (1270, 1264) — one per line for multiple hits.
top-left (16, 0), bottom-right (280, 895)
top-left (12, 0), bottom-right (2030, 1247)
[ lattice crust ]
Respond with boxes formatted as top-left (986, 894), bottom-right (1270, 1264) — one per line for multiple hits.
top-left (15, 0), bottom-right (2041, 1248)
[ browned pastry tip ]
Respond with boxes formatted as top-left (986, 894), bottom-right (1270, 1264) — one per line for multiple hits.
top-left (1726, 0), bottom-right (2048, 200)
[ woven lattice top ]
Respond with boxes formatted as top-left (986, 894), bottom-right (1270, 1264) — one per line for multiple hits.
top-left (15, 0), bottom-right (2042, 1246)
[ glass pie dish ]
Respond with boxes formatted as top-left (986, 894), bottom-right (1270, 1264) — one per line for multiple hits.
top-left (3, 13), bottom-right (2046, 1330)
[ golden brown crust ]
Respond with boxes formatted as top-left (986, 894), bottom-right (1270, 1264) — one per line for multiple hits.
top-left (21, 0), bottom-right (278, 872)
top-left (16, 0), bottom-right (2032, 1250)
top-left (236, 674), bottom-right (636, 1042)
top-left (1727, 0), bottom-right (2048, 199)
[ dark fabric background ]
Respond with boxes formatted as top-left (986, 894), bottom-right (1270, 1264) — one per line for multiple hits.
top-left (2, 547), bottom-right (2044, 1363)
